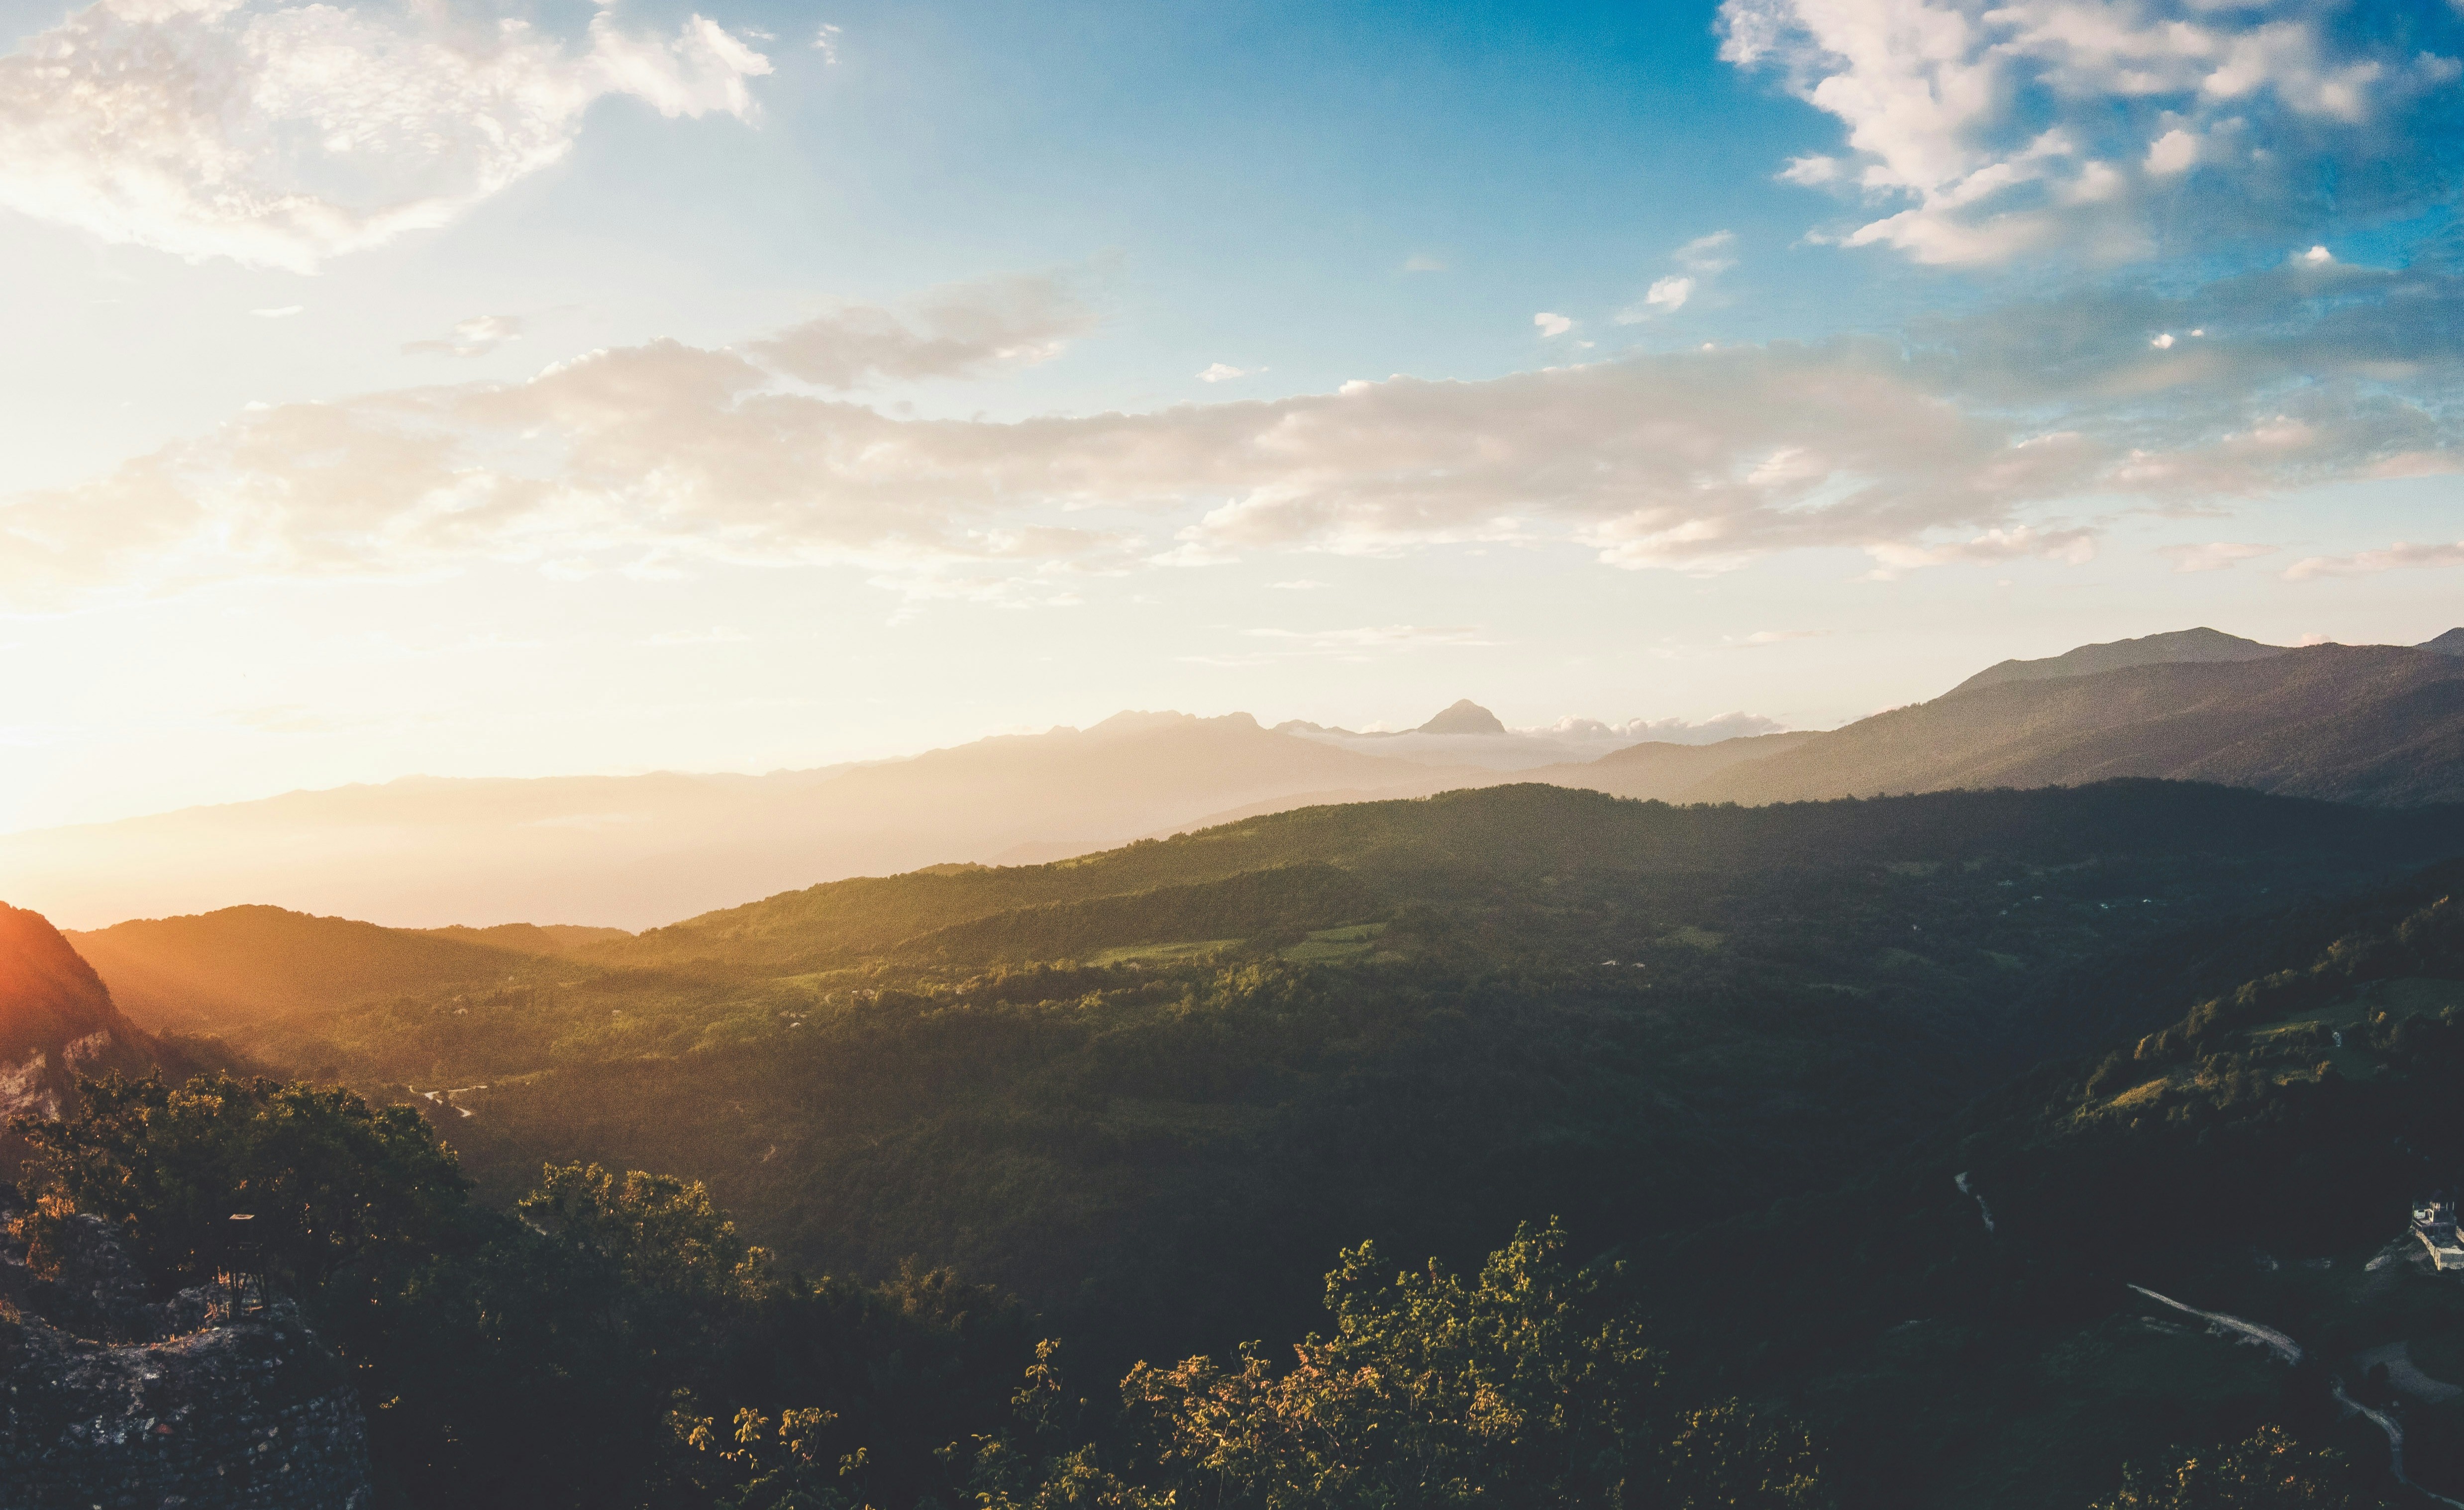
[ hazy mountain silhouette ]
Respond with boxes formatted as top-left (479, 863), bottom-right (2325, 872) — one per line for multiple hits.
top-left (1416, 699), bottom-right (1509, 735)
top-left (2, 713), bottom-right (1501, 930)
top-left (1950, 625), bottom-right (2285, 694)
top-left (1689, 642), bottom-right (2464, 806)
top-left (0, 902), bottom-right (157, 1125)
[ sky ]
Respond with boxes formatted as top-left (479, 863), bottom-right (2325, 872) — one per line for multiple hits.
top-left (2, 0), bottom-right (2463, 833)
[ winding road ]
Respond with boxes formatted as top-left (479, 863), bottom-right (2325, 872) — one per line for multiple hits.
top-left (2128, 1284), bottom-right (2464, 1507)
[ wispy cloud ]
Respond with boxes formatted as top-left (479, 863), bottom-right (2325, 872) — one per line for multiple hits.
top-left (0, 0), bottom-right (770, 271)
top-left (1534, 313), bottom-right (1573, 338)
top-left (1198, 363), bottom-right (1255, 383)
top-left (2159, 541), bottom-right (2273, 573)
top-left (405, 315), bottom-right (522, 359)
top-left (751, 272), bottom-right (1097, 388)
top-left (1617, 230), bottom-right (1736, 321)
top-left (2284, 540), bottom-right (2464, 581)
top-left (1401, 254), bottom-right (1445, 273)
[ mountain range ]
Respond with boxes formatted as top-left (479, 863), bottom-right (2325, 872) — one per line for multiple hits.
top-left (3, 627), bottom-right (2461, 932)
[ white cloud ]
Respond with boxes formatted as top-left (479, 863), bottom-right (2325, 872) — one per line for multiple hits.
top-left (2158, 541), bottom-right (2273, 572)
top-left (1616, 231), bottom-right (1735, 321)
top-left (0, 0), bottom-right (770, 271)
top-left (750, 272), bottom-right (1097, 388)
top-left (1721, 0), bottom-right (2464, 266)
top-left (1402, 254), bottom-right (1445, 273)
top-left (2284, 540), bottom-right (2464, 580)
top-left (1675, 231), bottom-right (1738, 273)
top-left (1533, 312), bottom-right (1573, 338)
top-left (404, 314), bottom-right (522, 358)
top-left (1198, 363), bottom-right (1254, 383)
top-left (813, 23), bottom-right (842, 62)
top-left (12, 259), bottom-right (2464, 606)
top-left (2144, 128), bottom-right (2200, 176)
top-left (250, 305), bottom-right (303, 319)
top-left (1737, 629), bottom-right (1829, 646)
top-left (1865, 525), bottom-right (2099, 576)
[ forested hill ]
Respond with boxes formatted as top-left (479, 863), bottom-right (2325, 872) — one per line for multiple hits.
top-left (599, 779), bottom-right (2464, 973)
top-left (1637, 858), bottom-right (2464, 1510)
top-left (1691, 643), bottom-right (2464, 807)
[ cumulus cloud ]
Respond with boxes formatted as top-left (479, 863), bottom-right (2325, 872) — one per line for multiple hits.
top-left (404, 314), bottom-right (522, 358)
top-left (1720, 0), bottom-right (2464, 266)
top-left (2283, 540), bottom-right (2464, 580)
top-left (0, 0), bottom-right (770, 271)
top-left (11, 256), bottom-right (2464, 606)
top-left (1533, 313), bottom-right (1573, 338)
top-left (750, 273), bottom-right (1097, 389)
top-left (2159, 541), bottom-right (2273, 572)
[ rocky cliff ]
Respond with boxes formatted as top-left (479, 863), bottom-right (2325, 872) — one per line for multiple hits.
top-left (0, 1193), bottom-right (374, 1509)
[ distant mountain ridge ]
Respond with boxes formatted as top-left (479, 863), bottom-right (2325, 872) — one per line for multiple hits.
top-left (1951, 626), bottom-right (2287, 694)
top-left (1692, 642), bottom-right (2464, 806)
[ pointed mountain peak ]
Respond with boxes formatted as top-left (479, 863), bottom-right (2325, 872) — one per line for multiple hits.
top-left (1417, 700), bottom-right (1507, 735)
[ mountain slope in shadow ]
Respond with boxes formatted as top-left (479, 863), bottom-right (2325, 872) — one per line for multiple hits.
top-left (1690, 642), bottom-right (2464, 807)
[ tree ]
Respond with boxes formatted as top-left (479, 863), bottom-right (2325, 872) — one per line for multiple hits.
top-left (2093, 1426), bottom-right (2386, 1509)
top-left (10, 1071), bottom-right (466, 1292)
top-left (1119, 1219), bottom-right (1828, 1509)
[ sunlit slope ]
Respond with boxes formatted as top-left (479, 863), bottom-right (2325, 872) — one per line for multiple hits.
top-left (1691, 644), bottom-right (2464, 807)
top-left (0, 902), bottom-right (160, 1139)
top-left (0, 713), bottom-right (1497, 930)
top-left (107, 779), bottom-right (2464, 1374)
top-left (68, 906), bottom-right (548, 1033)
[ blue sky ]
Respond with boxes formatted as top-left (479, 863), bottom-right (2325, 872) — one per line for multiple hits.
top-left (1, 0), bottom-right (2461, 830)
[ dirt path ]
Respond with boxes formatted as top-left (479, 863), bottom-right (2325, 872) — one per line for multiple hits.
top-left (2128, 1284), bottom-right (2464, 1507)
top-left (1955, 1172), bottom-right (1995, 1234)
top-left (2126, 1284), bottom-right (2302, 1364)
top-left (2332, 1380), bottom-right (2464, 1510)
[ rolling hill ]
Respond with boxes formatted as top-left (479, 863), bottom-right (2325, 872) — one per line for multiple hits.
top-left (73, 779), bottom-right (2464, 1371)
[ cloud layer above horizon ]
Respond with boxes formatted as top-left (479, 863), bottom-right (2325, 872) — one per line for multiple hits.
top-left (4, 249), bottom-right (2459, 606)
top-left (1, 0), bottom-right (2460, 612)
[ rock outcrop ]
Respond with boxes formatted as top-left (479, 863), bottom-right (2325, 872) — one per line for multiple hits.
top-left (0, 901), bottom-right (160, 1166)
top-left (1, 1193), bottom-right (374, 1509)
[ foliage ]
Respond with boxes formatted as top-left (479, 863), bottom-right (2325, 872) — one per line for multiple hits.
top-left (2091, 1427), bottom-right (2383, 1509)
top-left (1122, 1220), bottom-right (1673, 1507)
top-left (9, 1070), bottom-right (466, 1291)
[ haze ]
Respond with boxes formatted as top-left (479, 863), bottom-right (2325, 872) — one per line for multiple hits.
top-left (4, 0), bottom-right (2463, 916)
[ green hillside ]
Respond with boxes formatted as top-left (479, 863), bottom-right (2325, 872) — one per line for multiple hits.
top-left (95, 781), bottom-right (2464, 1379)
top-left (1630, 862), bottom-right (2464, 1510)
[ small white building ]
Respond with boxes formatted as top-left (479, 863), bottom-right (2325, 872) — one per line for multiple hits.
top-left (2414, 1199), bottom-right (2464, 1270)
